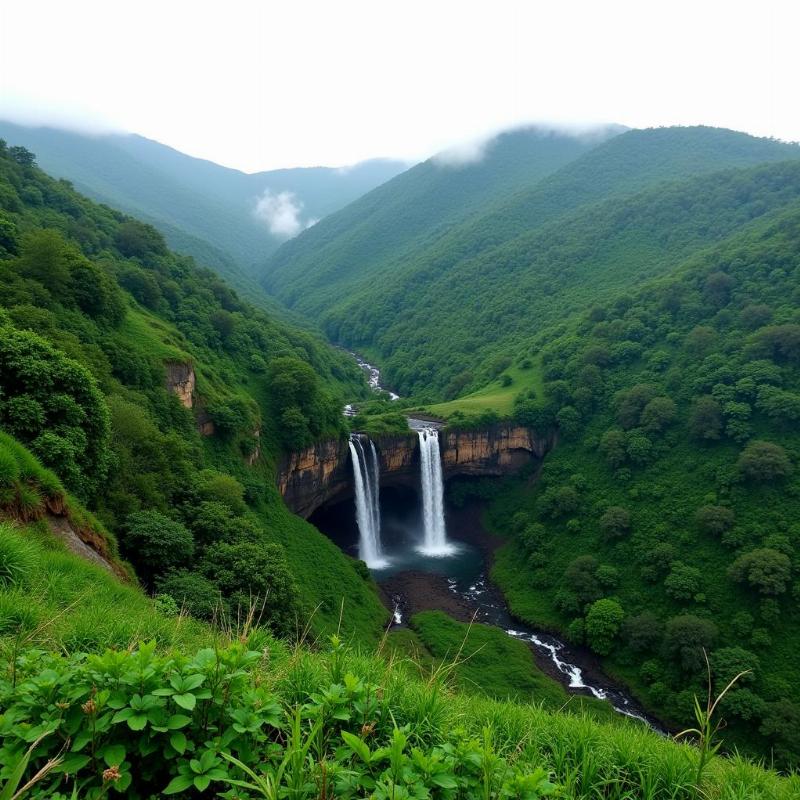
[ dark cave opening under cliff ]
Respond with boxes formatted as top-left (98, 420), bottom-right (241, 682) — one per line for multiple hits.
top-left (309, 485), bottom-right (422, 560)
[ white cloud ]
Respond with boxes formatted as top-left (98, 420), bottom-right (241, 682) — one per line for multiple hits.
top-left (253, 189), bottom-right (310, 239)
top-left (431, 135), bottom-right (491, 168)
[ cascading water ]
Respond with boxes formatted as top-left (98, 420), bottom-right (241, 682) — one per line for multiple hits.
top-left (348, 435), bottom-right (387, 568)
top-left (417, 428), bottom-right (455, 555)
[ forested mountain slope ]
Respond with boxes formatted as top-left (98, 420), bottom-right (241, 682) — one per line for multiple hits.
top-left (0, 138), bottom-right (388, 641)
top-left (263, 127), bottom-right (800, 400)
top-left (261, 125), bottom-right (622, 303)
top-left (0, 120), bottom-right (407, 287)
top-left (481, 204), bottom-right (800, 766)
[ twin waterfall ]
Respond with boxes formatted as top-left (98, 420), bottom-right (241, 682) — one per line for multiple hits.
top-left (349, 427), bottom-right (453, 567)
top-left (348, 435), bottom-right (386, 568)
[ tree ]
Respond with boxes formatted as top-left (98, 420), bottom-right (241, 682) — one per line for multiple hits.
top-left (663, 615), bottom-right (718, 673)
top-left (728, 548), bottom-right (792, 596)
top-left (711, 647), bottom-right (759, 687)
top-left (114, 220), bottom-right (167, 258)
top-left (123, 510), bottom-right (194, 584)
top-left (201, 541), bottom-right (301, 636)
top-left (585, 598), bottom-right (624, 655)
top-left (599, 506), bottom-right (631, 540)
top-left (695, 505), bottom-right (735, 537)
top-left (564, 555), bottom-right (601, 604)
top-left (664, 561), bottom-right (702, 601)
top-left (599, 429), bottom-right (627, 468)
top-left (555, 405), bottom-right (581, 438)
top-left (747, 324), bottom-right (800, 365)
top-left (623, 612), bottom-right (663, 652)
top-left (615, 384), bottom-right (656, 429)
top-left (156, 570), bottom-right (223, 621)
top-left (737, 441), bottom-right (792, 482)
top-left (689, 396), bottom-right (723, 440)
top-left (640, 396), bottom-right (676, 433)
top-left (539, 485), bottom-right (580, 518)
top-left (0, 323), bottom-right (110, 498)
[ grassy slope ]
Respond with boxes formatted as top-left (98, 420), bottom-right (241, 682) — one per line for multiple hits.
top-left (2, 542), bottom-right (798, 799)
top-left (409, 611), bottom-right (615, 721)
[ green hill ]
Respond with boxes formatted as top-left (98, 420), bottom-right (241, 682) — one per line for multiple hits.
top-left (262, 127), bottom-right (800, 400)
top-left (0, 120), bottom-right (408, 294)
top-left (473, 204), bottom-right (800, 766)
top-left (261, 125), bottom-right (622, 304)
top-left (0, 136), bottom-right (389, 642)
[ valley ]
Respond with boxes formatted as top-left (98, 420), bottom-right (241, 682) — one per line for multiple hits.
top-left (3, 119), bottom-right (800, 798)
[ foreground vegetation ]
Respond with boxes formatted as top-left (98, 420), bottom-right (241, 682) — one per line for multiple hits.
top-left (1, 541), bottom-right (797, 800)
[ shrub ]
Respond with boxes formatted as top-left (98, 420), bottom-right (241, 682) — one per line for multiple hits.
top-left (0, 642), bottom-right (560, 800)
top-left (201, 541), bottom-right (301, 636)
top-left (156, 570), bottom-right (224, 621)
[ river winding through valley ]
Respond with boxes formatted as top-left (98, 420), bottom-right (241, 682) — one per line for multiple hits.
top-left (336, 354), bottom-right (662, 731)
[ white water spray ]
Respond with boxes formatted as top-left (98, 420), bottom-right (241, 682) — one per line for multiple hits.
top-left (417, 428), bottom-right (455, 556)
top-left (348, 435), bottom-right (387, 568)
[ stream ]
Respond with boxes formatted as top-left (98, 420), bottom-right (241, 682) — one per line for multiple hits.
top-left (344, 352), bottom-right (399, 416)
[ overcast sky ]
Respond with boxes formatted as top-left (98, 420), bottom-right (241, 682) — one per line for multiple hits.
top-left (1, 0), bottom-right (798, 172)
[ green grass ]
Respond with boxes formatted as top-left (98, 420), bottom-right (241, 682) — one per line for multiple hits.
top-left (425, 362), bottom-right (543, 418)
top-left (0, 520), bottom-right (208, 651)
top-left (410, 610), bottom-right (615, 721)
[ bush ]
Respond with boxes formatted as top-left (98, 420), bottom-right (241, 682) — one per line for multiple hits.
top-left (123, 510), bottom-right (195, 585)
top-left (0, 323), bottom-right (110, 498)
top-left (201, 541), bottom-right (301, 636)
top-left (156, 570), bottom-right (224, 621)
top-left (0, 641), bottom-right (560, 800)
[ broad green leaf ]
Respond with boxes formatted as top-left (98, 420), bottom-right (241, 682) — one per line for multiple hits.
top-left (101, 743), bottom-right (126, 767)
top-left (173, 693), bottom-right (196, 711)
top-left (163, 774), bottom-right (194, 795)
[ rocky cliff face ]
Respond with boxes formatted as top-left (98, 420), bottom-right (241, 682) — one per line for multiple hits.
top-left (278, 424), bottom-right (554, 518)
top-left (165, 361), bottom-right (195, 409)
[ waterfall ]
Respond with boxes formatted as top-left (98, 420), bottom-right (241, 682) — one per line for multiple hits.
top-left (348, 435), bottom-right (387, 568)
top-left (417, 428), bottom-right (455, 555)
